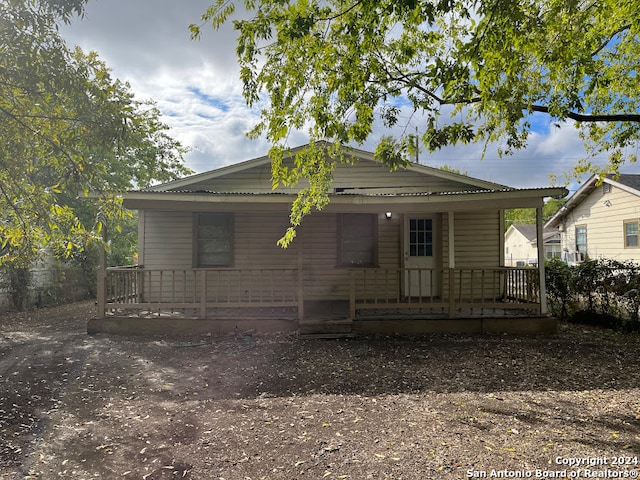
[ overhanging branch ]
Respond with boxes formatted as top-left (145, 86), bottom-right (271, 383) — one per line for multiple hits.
top-left (530, 105), bottom-right (640, 123)
top-left (374, 70), bottom-right (640, 123)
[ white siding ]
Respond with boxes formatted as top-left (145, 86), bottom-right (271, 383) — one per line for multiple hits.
top-left (559, 184), bottom-right (640, 262)
top-left (504, 228), bottom-right (537, 266)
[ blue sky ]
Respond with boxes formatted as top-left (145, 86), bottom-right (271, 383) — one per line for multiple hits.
top-left (60, 0), bottom-right (639, 194)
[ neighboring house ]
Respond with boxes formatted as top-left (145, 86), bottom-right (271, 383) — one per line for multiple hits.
top-left (92, 143), bottom-right (567, 336)
top-left (504, 224), bottom-right (561, 267)
top-left (545, 174), bottom-right (640, 264)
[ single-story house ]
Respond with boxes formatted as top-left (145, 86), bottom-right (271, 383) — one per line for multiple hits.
top-left (545, 174), bottom-right (640, 264)
top-left (504, 224), bottom-right (561, 267)
top-left (91, 143), bottom-right (567, 336)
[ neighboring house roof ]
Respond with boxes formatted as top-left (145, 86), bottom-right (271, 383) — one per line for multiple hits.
top-left (507, 224), bottom-right (560, 245)
top-left (545, 174), bottom-right (640, 228)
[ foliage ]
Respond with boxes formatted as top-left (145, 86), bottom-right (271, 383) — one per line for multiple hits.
top-left (193, 0), bottom-right (640, 241)
top-left (545, 258), bottom-right (640, 331)
top-left (505, 199), bottom-right (566, 230)
top-left (544, 257), bottom-right (573, 320)
top-left (1, 0), bottom-right (191, 271)
top-left (0, 263), bottom-right (32, 311)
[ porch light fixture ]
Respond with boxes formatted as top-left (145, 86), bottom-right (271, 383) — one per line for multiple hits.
top-left (385, 212), bottom-right (392, 219)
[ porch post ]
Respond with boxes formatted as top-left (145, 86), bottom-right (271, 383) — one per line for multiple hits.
top-left (448, 211), bottom-right (455, 317)
top-left (536, 206), bottom-right (548, 315)
top-left (96, 222), bottom-right (107, 318)
top-left (199, 270), bottom-right (207, 318)
top-left (297, 227), bottom-right (304, 321)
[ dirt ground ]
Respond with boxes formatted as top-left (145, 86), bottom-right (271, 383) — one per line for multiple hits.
top-left (1, 302), bottom-right (639, 480)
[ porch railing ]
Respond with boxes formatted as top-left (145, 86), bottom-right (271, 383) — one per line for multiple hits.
top-left (105, 266), bottom-right (301, 318)
top-left (349, 267), bottom-right (540, 317)
top-left (102, 266), bottom-right (540, 320)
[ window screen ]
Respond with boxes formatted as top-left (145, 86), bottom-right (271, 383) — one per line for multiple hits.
top-left (196, 213), bottom-right (233, 267)
top-left (339, 214), bottom-right (377, 266)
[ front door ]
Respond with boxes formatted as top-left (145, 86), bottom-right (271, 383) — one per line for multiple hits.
top-left (403, 215), bottom-right (439, 297)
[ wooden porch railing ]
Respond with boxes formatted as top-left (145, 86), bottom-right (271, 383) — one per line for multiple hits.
top-left (105, 266), bottom-right (301, 318)
top-left (349, 267), bottom-right (541, 318)
top-left (103, 266), bottom-right (540, 321)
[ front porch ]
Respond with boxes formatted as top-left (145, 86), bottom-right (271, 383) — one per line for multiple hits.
top-left (90, 265), bottom-right (553, 335)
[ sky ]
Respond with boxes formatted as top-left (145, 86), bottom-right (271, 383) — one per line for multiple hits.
top-left (60, 0), bottom-right (639, 192)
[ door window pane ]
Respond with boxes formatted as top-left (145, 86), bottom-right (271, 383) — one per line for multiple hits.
top-left (409, 218), bottom-right (433, 257)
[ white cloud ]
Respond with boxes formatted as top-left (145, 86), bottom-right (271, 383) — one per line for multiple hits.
top-left (61, 0), bottom-right (640, 193)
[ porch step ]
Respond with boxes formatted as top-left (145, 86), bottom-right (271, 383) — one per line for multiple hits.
top-left (298, 332), bottom-right (356, 339)
top-left (299, 317), bottom-right (353, 336)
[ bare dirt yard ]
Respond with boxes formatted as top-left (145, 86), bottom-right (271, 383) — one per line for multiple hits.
top-left (1, 301), bottom-right (639, 480)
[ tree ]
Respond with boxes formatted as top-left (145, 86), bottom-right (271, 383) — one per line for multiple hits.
top-left (1, 0), bottom-right (191, 269)
top-left (505, 198), bottom-right (566, 230)
top-left (192, 0), bottom-right (640, 244)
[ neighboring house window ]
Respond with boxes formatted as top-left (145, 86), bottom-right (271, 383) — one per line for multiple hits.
top-left (603, 183), bottom-right (611, 194)
top-left (195, 213), bottom-right (233, 267)
top-left (575, 225), bottom-right (587, 256)
top-left (338, 213), bottom-right (377, 266)
top-left (545, 244), bottom-right (562, 260)
top-left (624, 220), bottom-right (639, 248)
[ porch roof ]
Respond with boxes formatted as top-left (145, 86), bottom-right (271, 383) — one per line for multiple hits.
top-left (124, 187), bottom-right (568, 204)
top-left (123, 186), bottom-right (568, 211)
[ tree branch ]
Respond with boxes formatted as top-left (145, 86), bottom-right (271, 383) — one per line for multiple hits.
top-left (591, 24), bottom-right (631, 57)
top-left (371, 64), bottom-right (640, 123)
top-left (530, 105), bottom-right (640, 123)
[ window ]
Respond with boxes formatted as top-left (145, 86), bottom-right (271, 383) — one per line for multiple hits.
top-left (603, 183), bottom-right (612, 194)
top-left (194, 213), bottom-right (233, 267)
top-left (575, 225), bottom-right (587, 256)
top-left (408, 218), bottom-right (433, 257)
top-left (545, 244), bottom-right (562, 260)
top-left (625, 220), bottom-right (639, 248)
top-left (338, 214), bottom-right (377, 266)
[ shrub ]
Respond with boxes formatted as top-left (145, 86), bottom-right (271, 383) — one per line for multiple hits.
top-left (546, 258), bottom-right (640, 332)
top-left (545, 258), bottom-right (573, 320)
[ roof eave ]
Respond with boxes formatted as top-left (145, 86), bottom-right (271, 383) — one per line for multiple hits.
top-left (123, 186), bottom-right (567, 210)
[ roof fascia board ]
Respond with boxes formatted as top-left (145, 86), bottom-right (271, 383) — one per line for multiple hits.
top-left (544, 175), bottom-right (640, 229)
top-left (124, 187), bottom-right (564, 210)
top-left (545, 174), bottom-right (597, 228)
top-left (605, 177), bottom-right (640, 198)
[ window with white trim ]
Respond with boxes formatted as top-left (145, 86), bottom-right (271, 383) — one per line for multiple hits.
top-left (624, 220), bottom-right (639, 248)
top-left (575, 225), bottom-right (587, 257)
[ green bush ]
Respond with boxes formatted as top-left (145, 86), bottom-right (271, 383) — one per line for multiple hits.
top-left (545, 258), bottom-right (640, 332)
top-left (545, 257), bottom-right (573, 320)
